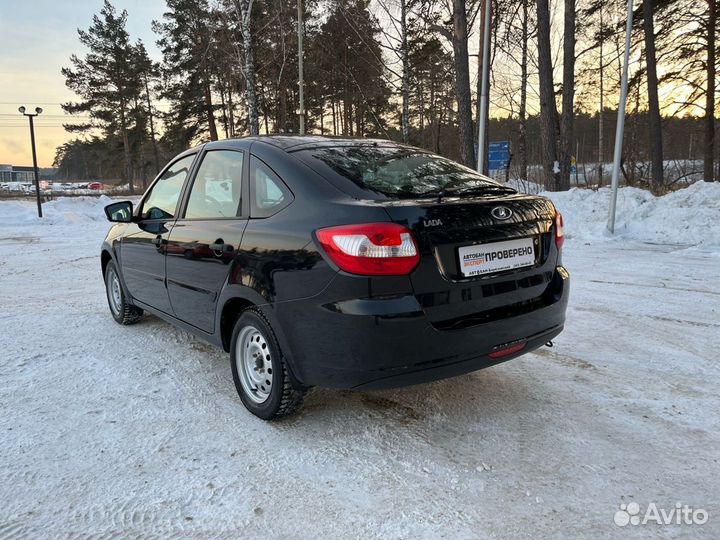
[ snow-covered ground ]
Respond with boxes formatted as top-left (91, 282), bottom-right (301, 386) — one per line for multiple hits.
top-left (1, 186), bottom-right (719, 539)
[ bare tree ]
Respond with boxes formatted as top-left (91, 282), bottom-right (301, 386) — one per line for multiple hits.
top-left (495, 0), bottom-right (537, 182)
top-left (558, 0), bottom-right (575, 190)
top-left (518, 0), bottom-right (531, 182)
top-left (432, 0), bottom-right (477, 167)
top-left (375, 0), bottom-right (416, 143)
top-left (657, 0), bottom-right (718, 182)
top-left (597, 2), bottom-right (604, 186)
top-left (451, 0), bottom-right (477, 167)
top-left (536, 0), bottom-right (560, 189)
top-left (642, 0), bottom-right (664, 188)
top-left (400, 0), bottom-right (411, 142)
top-left (233, 0), bottom-right (260, 135)
top-left (705, 0), bottom-right (716, 181)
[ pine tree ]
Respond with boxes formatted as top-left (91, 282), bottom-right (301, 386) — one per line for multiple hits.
top-left (121, 40), bottom-right (162, 187)
top-left (314, 0), bottom-right (392, 137)
top-left (61, 0), bottom-right (143, 193)
top-left (408, 36), bottom-right (455, 153)
top-left (251, 0), bottom-right (308, 133)
top-left (154, 0), bottom-right (220, 151)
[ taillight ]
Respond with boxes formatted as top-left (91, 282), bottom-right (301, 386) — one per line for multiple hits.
top-left (316, 223), bottom-right (420, 276)
top-left (554, 210), bottom-right (565, 250)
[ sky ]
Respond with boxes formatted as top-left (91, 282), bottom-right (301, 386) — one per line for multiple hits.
top-left (0, 0), bottom-right (166, 167)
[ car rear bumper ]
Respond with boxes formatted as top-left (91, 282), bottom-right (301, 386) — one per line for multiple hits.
top-left (276, 266), bottom-right (570, 390)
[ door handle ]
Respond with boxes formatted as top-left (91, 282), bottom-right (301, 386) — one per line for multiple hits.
top-left (209, 240), bottom-right (234, 253)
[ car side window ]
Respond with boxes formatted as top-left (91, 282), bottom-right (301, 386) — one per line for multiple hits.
top-left (250, 156), bottom-right (293, 218)
top-left (185, 150), bottom-right (244, 219)
top-left (141, 155), bottom-right (195, 220)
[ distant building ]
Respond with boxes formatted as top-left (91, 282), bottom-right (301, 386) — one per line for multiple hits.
top-left (0, 165), bottom-right (35, 183)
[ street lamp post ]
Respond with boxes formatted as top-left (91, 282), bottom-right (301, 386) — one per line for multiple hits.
top-left (18, 106), bottom-right (44, 218)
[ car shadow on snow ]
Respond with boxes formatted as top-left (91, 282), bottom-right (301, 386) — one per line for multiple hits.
top-left (294, 365), bottom-right (538, 428)
top-left (138, 315), bottom-right (539, 428)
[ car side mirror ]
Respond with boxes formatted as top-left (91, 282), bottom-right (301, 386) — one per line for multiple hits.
top-left (104, 201), bottom-right (134, 223)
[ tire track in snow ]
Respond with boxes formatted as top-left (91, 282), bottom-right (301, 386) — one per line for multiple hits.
top-left (574, 304), bottom-right (720, 328)
top-left (0, 519), bottom-right (26, 540)
top-left (60, 318), bottom-right (274, 538)
top-left (588, 278), bottom-right (720, 297)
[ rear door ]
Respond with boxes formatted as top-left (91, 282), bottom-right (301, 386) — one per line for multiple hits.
top-left (120, 153), bottom-right (197, 313)
top-left (165, 148), bottom-right (248, 333)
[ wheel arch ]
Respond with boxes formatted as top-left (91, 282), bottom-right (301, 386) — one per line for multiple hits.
top-left (101, 248), bottom-right (112, 277)
top-left (101, 243), bottom-right (137, 306)
top-left (219, 296), bottom-right (255, 352)
top-left (216, 284), bottom-right (306, 388)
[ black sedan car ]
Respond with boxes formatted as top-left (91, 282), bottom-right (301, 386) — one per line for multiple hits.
top-left (101, 136), bottom-right (569, 419)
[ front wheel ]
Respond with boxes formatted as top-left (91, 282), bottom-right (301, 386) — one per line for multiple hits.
top-left (104, 261), bottom-right (143, 325)
top-left (230, 308), bottom-right (305, 420)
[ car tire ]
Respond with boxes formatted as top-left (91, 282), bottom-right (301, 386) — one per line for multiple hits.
top-left (104, 261), bottom-right (143, 325)
top-left (230, 308), bottom-right (305, 420)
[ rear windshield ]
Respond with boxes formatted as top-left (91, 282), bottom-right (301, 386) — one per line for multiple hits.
top-left (298, 145), bottom-right (516, 199)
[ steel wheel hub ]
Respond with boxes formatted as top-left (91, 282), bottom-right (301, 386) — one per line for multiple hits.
top-left (107, 269), bottom-right (122, 316)
top-left (236, 325), bottom-right (273, 404)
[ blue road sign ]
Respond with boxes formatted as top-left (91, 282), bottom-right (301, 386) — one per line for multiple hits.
top-left (489, 141), bottom-right (511, 151)
top-left (488, 140), bottom-right (511, 171)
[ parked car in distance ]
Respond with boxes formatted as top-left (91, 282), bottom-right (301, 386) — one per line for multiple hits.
top-left (101, 136), bottom-right (569, 419)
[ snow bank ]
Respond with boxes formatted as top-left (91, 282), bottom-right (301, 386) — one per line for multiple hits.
top-left (0, 196), bottom-right (115, 227)
top-left (509, 180), bottom-right (720, 248)
top-left (547, 181), bottom-right (720, 247)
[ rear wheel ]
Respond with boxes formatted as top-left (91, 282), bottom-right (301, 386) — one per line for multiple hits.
top-left (230, 308), bottom-right (305, 419)
top-left (104, 261), bottom-right (143, 325)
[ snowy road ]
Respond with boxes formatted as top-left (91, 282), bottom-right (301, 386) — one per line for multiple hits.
top-left (1, 195), bottom-right (719, 539)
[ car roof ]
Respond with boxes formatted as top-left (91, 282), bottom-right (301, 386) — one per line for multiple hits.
top-left (199, 135), bottom-right (415, 154)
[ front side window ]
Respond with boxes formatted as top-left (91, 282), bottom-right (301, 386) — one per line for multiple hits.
top-left (142, 154), bottom-right (195, 219)
top-left (251, 156), bottom-right (292, 218)
top-left (185, 150), bottom-right (244, 219)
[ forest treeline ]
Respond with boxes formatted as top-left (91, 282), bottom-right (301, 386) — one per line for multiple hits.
top-left (55, 0), bottom-right (718, 192)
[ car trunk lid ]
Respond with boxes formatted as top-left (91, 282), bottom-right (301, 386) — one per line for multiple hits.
top-left (378, 194), bottom-right (559, 328)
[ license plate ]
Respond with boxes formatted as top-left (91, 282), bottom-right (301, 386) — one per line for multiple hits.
top-left (458, 237), bottom-right (535, 277)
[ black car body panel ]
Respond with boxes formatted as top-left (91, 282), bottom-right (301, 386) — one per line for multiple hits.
top-left (101, 136), bottom-right (569, 391)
